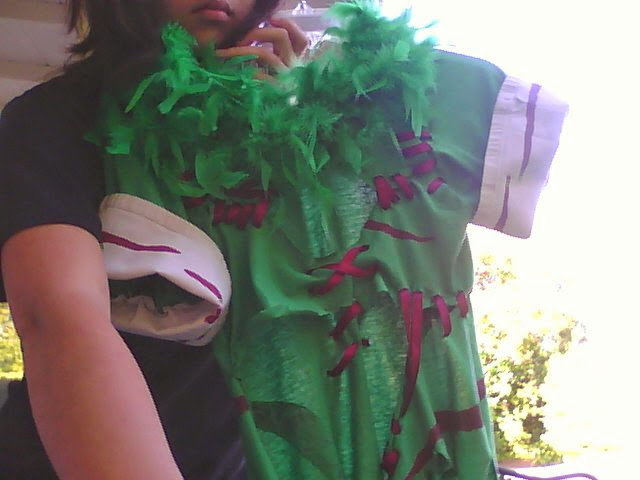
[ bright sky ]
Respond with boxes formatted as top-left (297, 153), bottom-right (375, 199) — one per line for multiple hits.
top-left (380, 0), bottom-right (640, 458)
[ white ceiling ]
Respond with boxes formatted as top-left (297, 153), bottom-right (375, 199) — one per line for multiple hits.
top-left (0, 0), bottom-right (68, 107)
top-left (0, 0), bottom-right (352, 109)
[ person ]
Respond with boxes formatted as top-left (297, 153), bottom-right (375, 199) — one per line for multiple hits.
top-left (0, 1), bottom-right (568, 479)
top-left (0, 1), bottom-right (307, 479)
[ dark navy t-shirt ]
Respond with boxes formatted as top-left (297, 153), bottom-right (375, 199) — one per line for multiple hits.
top-left (0, 72), bottom-right (244, 480)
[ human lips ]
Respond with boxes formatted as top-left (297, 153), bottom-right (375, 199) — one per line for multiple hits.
top-left (192, 0), bottom-right (233, 21)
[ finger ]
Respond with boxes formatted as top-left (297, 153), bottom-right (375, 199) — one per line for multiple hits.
top-left (254, 71), bottom-right (276, 83)
top-left (216, 46), bottom-right (287, 72)
top-left (236, 27), bottom-right (296, 66)
top-left (267, 17), bottom-right (310, 56)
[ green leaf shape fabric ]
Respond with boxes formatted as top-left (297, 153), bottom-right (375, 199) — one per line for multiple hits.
top-left (252, 401), bottom-right (344, 479)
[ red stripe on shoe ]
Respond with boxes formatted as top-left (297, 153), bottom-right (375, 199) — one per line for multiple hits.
top-left (102, 231), bottom-right (181, 254)
top-left (184, 269), bottom-right (223, 300)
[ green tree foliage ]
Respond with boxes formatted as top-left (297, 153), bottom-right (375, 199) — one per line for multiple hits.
top-left (474, 255), bottom-right (581, 465)
top-left (0, 302), bottom-right (23, 379)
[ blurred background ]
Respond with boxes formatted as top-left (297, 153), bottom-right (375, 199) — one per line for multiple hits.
top-left (1, 0), bottom-right (638, 478)
top-left (379, 1), bottom-right (639, 478)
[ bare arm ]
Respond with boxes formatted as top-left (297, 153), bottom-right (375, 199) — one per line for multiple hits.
top-left (1, 225), bottom-right (183, 480)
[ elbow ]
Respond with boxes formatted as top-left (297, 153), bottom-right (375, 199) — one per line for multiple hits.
top-left (11, 289), bottom-right (112, 346)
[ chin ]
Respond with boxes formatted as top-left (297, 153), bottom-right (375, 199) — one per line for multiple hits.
top-left (192, 30), bottom-right (225, 47)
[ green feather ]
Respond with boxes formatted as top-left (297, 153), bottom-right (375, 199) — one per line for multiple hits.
top-left (91, 1), bottom-right (438, 208)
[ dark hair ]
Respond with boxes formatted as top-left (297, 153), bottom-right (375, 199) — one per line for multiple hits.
top-left (66, 0), bottom-right (281, 89)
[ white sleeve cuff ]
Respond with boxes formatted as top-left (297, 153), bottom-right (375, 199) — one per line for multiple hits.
top-left (471, 75), bottom-right (569, 238)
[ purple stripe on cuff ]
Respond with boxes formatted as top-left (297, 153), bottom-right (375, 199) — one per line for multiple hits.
top-left (184, 269), bottom-right (223, 300)
top-left (101, 231), bottom-right (181, 254)
top-left (494, 175), bottom-right (512, 232)
top-left (520, 83), bottom-right (541, 178)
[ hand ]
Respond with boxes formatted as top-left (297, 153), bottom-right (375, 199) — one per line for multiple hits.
top-left (216, 17), bottom-right (310, 78)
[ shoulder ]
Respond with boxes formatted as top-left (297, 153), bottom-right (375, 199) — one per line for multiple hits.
top-left (427, 50), bottom-right (507, 161)
top-left (433, 49), bottom-right (505, 77)
top-left (1, 71), bottom-right (99, 137)
top-left (0, 71), bottom-right (105, 211)
top-left (431, 50), bottom-right (506, 110)
top-left (0, 71), bottom-right (103, 177)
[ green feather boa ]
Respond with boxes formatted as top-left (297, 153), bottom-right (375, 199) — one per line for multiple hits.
top-left (90, 1), bottom-right (437, 207)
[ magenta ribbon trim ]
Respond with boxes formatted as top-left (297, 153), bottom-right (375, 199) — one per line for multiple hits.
top-left (101, 231), bottom-right (181, 254)
top-left (399, 290), bottom-right (424, 417)
top-left (329, 302), bottom-right (363, 339)
top-left (405, 425), bottom-right (442, 480)
top-left (184, 268), bottom-right (223, 300)
top-left (402, 142), bottom-right (433, 158)
top-left (364, 220), bottom-right (434, 243)
top-left (433, 295), bottom-right (452, 337)
top-left (427, 177), bottom-right (445, 195)
top-left (327, 342), bottom-right (360, 377)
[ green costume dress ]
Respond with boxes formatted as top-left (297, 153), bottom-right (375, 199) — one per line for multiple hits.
top-left (91, 3), bottom-right (568, 478)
